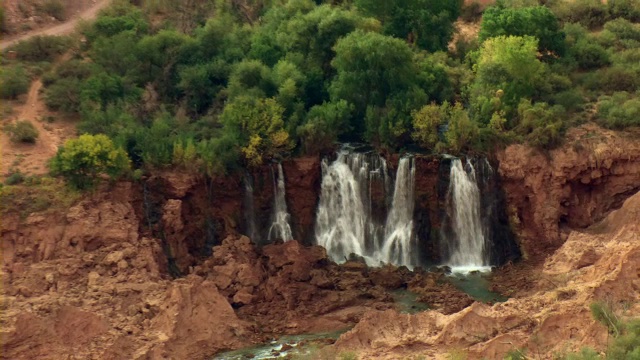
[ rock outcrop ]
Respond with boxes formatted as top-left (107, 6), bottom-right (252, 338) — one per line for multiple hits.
top-left (498, 124), bottom-right (640, 260)
top-left (334, 190), bottom-right (640, 359)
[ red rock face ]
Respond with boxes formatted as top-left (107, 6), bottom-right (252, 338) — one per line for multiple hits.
top-left (497, 124), bottom-right (640, 261)
top-left (282, 156), bottom-right (321, 244)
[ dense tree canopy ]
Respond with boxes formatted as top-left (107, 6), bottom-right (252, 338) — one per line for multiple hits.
top-left (2, 0), bottom-right (631, 184)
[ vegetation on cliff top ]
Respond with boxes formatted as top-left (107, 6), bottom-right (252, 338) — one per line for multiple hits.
top-left (2, 0), bottom-right (639, 183)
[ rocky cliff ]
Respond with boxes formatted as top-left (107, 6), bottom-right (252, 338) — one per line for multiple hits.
top-left (498, 124), bottom-right (640, 261)
top-left (334, 189), bottom-right (640, 359)
top-left (1, 182), bottom-right (468, 359)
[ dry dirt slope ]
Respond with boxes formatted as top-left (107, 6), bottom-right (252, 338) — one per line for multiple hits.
top-left (0, 0), bottom-right (110, 50)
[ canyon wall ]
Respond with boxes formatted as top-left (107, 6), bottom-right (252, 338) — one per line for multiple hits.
top-left (498, 124), bottom-right (640, 261)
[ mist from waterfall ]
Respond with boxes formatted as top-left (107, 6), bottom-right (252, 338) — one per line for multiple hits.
top-left (315, 149), bottom-right (417, 268)
top-left (268, 163), bottom-right (293, 242)
top-left (442, 159), bottom-right (489, 273)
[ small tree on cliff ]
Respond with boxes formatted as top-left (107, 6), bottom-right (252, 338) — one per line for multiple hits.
top-left (50, 134), bottom-right (131, 189)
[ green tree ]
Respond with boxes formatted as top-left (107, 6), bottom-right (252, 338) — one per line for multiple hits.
top-left (355, 0), bottom-right (461, 52)
top-left (50, 134), bottom-right (131, 189)
top-left (470, 35), bottom-right (546, 126)
top-left (444, 103), bottom-right (478, 153)
top-left (330, 30), bottom-right (417, 133)
top-left (220, 96), bottom-right (293, 166)
top-left (411, 102), bottom-right (447, 150)
top-left (297, 100), bottom-right (353, 154)
top-left (479, 4), bottom-right (566, 56)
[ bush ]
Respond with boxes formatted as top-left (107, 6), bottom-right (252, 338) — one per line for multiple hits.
top-left (603, 18), bottom-right (640, 42)
top-left (39, 0), bottom-right (65, 21)
top-left (44, 78), bottom-right (82, 113)
top-left (550, 0), bottom-right (608, 29)
top-left (515, 100), bottom-right (566, 149)
top-left (50, 134), bottom-right (131, 189)
top-left (607, 0), bottom-right (640, 22)
top-left (570, 39), bottom-right (611, 70)
top-left (10, 35), bottom-right (72, 62)
top-left (4, 120), bottom-right (39, 143)
top-left (5, 171), bottom-right (25, 185)
top-left (583, 66), bottom-right (640, 93)
top-left (597, 92), bottom-right (640, 129)
top-left (0, 66), bottom-right (30, 99)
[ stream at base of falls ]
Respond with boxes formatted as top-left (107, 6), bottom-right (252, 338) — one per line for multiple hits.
top-left (214, 270), bottom-right (506, 360)
top-left (212, 329), bottom-right (347, 360)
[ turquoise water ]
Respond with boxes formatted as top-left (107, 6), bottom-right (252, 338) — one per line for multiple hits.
top-left (212, 329), bottom-right (346, 360)
top-left (390, 289), bottom-right (430, 314)
top-left (446, 270), bottom-right (508, 303)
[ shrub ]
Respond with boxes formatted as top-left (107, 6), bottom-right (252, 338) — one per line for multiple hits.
top-left (44, 78), bottom-right (82, 113)
top-left (607, 0), bottom-right (640, 22)
top-left (5, 120), bottom-right (39, 143)
top-left (5, 171), bottom-right (25, 185)
top-left (515, 100), bottom-right (566, 149)
top-left (10, 35), bottom-right (72, 62)
top-left (597, 92), bottom-right (640, 129)
top-left (0, 66), bottom-right (30, 99)
top-left (39, 0), bottom-right (65, 21)
top-left (297, 100), bottom-right (353, 154)
top-left (550, 0), bottom-right (608, 29)
top-left (411, 102), bottom-right (448, 150)
top-left (570, 39), bottom-right (611, 70)
top-left (50, 134), bottom-right (131, 189)
top-left (603, 18), bottom-right (640, 42)
top-left (444, 103), bottom-right (479, 153)
top-left (583, 66), bottom-right (640, 93)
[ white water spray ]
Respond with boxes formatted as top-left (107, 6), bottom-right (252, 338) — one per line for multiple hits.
top-left (268, 163), bottom-right (293, 242)
top-left (443, 159), bottom-right (489, 273)
top-left (315, 149), bottom-right (416, 267)
top-left (380, 157), bottom-right (416, 267)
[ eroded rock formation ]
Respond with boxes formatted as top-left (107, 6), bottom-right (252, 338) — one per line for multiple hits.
top-left (334, 190), bottom-right (640, 359)
top-left (498, 124), bottom-right (640, 260)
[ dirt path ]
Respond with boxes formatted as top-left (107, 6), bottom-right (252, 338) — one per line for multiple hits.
top-left (0, 0), bottom-right (111, 51)
top-left (0, 80), bottom-right (76, 179)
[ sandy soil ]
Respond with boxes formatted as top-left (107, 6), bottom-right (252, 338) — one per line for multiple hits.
top-left (0, 80), bottom-right (76, 180)
top-left (0, 0), bottom-right (110, 50)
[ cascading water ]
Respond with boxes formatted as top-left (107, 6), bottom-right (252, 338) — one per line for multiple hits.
top-left (267, 163), bottom-right (293, 242)
top-left (242, 173), bottom-right (260, 244)
top-left (315, 157), bottom-right (368, 261)
top-left (441, 159), bottom-right (490, 273)
top-left (315, 148), bottom-right (417, 268)
top-left (380, 157), bottom-right (416, 267)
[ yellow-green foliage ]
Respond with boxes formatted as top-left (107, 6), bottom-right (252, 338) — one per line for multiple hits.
top-left (50, 134), bottom-right (131, 189)
top-left (220, 96), bottom-right (293, 167)
top-left (411, 102), bottom-right (446, 150)
top-left (172, 138), bottom-right (197, 171)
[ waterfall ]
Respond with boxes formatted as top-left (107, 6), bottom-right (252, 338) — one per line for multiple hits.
top-left (242, 173), bottom-right (260, 243)
top-left (442, 159), bottom-right (489, 273)
top-left (380, 157), bottom-right (416, 267)
top-left (315, 157), bottom-right (368, 261)
top-left (267, 163), bottom-right (293, 242)
top-left (315, 148), bottom-right (417, 268)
